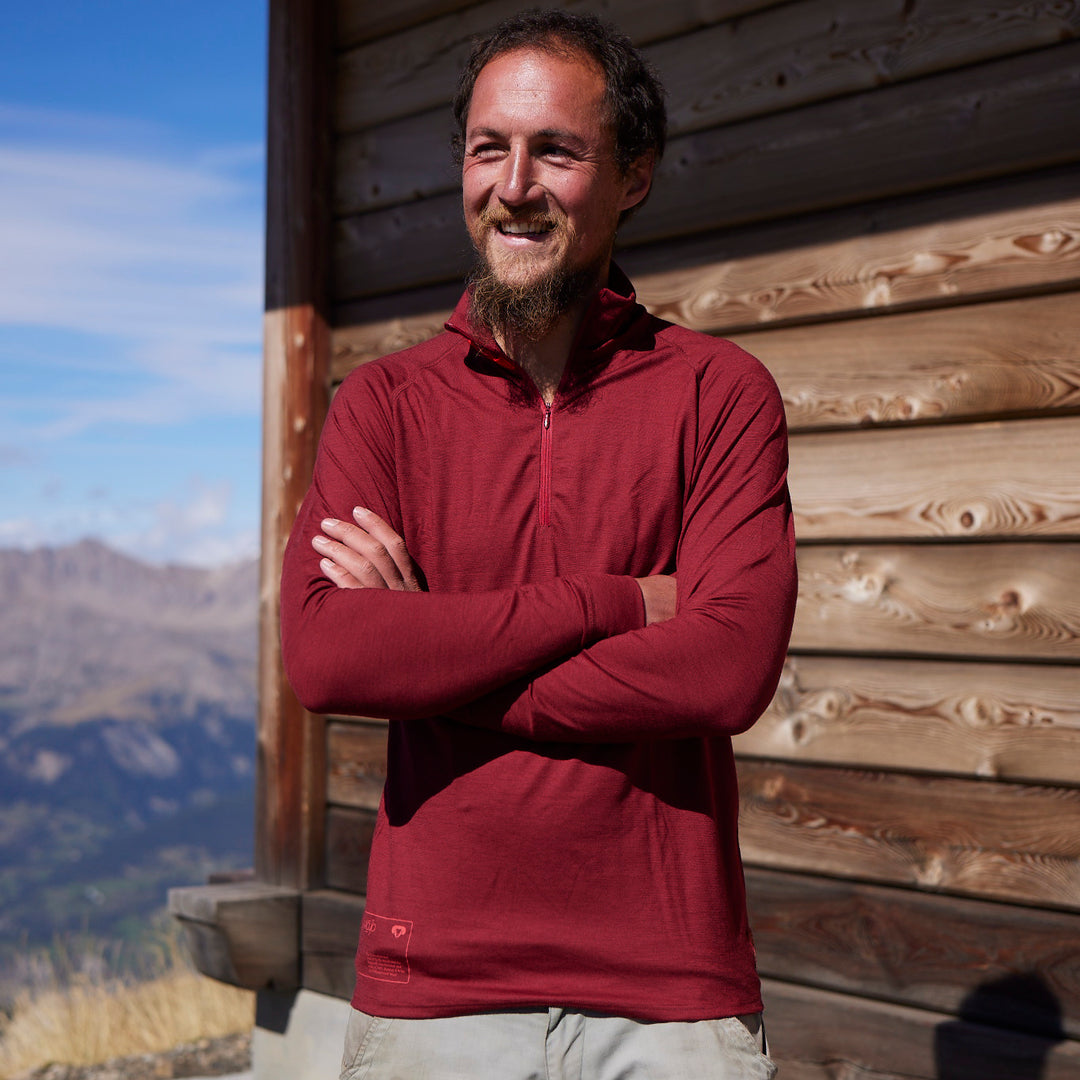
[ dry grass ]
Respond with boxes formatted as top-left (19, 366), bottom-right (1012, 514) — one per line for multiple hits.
top-left (0, 936), bottom-right (253, 1078)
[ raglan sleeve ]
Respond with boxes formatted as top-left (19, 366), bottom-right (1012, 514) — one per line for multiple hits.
top-left (279, 363), bottom-right (645, 719)
top-left (446, 349), bottom-right (797, 742)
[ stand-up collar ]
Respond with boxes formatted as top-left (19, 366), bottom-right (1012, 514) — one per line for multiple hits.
top-left (444, 264), bottom-right (647, 374)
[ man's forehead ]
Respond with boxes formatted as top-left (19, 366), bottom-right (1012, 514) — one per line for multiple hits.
top-left (466, 46), bottom-right (609, 128)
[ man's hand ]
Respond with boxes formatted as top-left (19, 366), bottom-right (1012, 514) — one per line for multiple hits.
top-left (636, 574), bottom-right (676, 625)
top-left (312, 507), bottom-right (422, 591)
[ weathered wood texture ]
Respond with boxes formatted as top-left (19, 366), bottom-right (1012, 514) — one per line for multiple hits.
top-left (748, 868), bottom-right (1080, 1039)
top-left (736, 292), bottom-right (1080, 431)
top-left (332, 44), bottom-right (1080, 299)
top-left (327, 720), bottom-right (387, 810)
top-left (790, 416), bottom-right (1080, 540)
top-left (324, 806), bottom-right (378, 893)
top-left (299, 877), bottom-right (1080, 1041)
top-left (330, 172), bottom-right (1080, 364)
top-left (320, 756), bottom-right (1080, 909)
top-left (734, 655), bottom-right (1080, 786)
top-left (737, 760), bottom-right (1080, 909)
top-left (302, 887), bottom-right (364, 1000)
top-left (335, 0), bottom-right (1080, 214)
top-left (792, 544), bottom-right (1080, 661)
top-left (258, 0), bottom-right (333, 890)
top-left (335, 0), bottom-right (786, 127)
top-left (169, 882), bottom-right (299, 991)
top-left (761, 978), bottom-right (1080, 1080)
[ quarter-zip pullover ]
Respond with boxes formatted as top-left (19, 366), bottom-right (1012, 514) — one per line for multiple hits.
top-left (281, 267), bottom-right (797, 1021)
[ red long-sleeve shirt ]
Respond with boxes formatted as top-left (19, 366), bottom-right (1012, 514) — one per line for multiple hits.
top-left (280, 269), bottom-right (796, 1020)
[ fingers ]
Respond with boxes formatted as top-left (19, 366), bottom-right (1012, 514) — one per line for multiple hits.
top-left (311, 508), bottom-right (421, 591)
top-left (349, 507), bottom-right (422, 591)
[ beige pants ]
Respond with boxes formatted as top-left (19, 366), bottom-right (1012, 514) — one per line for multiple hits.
top-left (340, 1007), bottom-right (775, 1080)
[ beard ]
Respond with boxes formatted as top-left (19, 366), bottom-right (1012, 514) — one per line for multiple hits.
top-left (467, 206), bottom-right (604, 342)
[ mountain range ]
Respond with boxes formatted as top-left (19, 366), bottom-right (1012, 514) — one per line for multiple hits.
top-left (0, 539), bottom-right (259, 965)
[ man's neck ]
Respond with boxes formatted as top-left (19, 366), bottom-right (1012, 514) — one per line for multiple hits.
top-left (496, 303), bottom-right (586, 405)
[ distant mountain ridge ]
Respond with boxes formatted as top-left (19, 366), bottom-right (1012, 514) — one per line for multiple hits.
top-left (0, 538), bottom-right (257, 727)
top-left (0, 540), bottom-right (259, 952)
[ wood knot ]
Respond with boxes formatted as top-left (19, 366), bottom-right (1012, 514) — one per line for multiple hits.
top-left (1015, 229), bottom-right (1069, 255)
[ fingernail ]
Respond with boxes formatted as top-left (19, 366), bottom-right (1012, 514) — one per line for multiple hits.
top-left (322, 518), bottom-right (338, 529)
top-left (353, 507), bottom-right (369, 519)
top-left (312, 535), bottom-right (329, 548)
top-left (319, 558), bottom-right (334, 573)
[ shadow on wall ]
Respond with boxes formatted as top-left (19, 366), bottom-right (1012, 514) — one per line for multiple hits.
top-left (935, 974), bottom-right (1065, 1080)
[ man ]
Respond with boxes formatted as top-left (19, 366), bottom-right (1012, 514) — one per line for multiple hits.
top-left (281, 10), bottom-right (795, 1078)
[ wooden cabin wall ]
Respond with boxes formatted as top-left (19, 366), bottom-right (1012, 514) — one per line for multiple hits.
top-left (279, 1), bottom-right (1080, 1076)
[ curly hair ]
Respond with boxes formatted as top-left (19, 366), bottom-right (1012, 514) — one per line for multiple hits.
top-left (450, 8), bottom-right (667, 176)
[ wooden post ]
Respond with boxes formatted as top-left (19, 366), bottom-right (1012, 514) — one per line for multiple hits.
top-left (257, 0), bottom-right (333, 889)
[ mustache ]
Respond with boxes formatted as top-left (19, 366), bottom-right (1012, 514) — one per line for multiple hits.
top-left (476, 205), bottom-right (563, 232)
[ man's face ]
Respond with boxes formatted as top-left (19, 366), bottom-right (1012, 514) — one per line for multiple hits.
top-left (462, 47), bottom-right (651, 294)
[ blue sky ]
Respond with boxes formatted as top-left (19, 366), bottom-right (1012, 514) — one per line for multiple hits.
top-left (1, 1), bottom-right (267, 566)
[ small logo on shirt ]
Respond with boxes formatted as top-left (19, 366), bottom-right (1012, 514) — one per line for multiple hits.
top-left (358, 911), bottom-right (413, 984)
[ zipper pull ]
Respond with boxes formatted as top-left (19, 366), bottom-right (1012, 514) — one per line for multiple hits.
top-left (543, 403), bottom-right (552, 429)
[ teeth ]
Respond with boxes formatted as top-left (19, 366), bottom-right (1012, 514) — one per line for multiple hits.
top-left (501, 222), bottom-right (551, 235)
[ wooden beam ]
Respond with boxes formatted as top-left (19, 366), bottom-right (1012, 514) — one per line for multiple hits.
top-left (327, 720), bottom-right (387, 810)
top-left (335, 0), bottom-right (1080, 215)
top-left (735, 655), bottom-right (1080, 787)
top-left (748, 868), bottom-right (1080, 1038)
top-left (301, 888), bottom-right (364, 1000)
top-left (258, 0), bottom-right (333, 889)
top-left (324, 806), bottom-right (378, 893)
top-left (789, 416), bottom-right (1080, 540)
top-left (168, 882), bottom-right (299, 991)
top-left (761, 978), bottom-right (1080, 1080)
top-left (736, 291), bottom-right (1080, 432)
top-left (329, 169), bottom-right (1080, 354)
top-left (331, 45), bottom-right (1080, 299)
top-left (737, 760), bottom-right (1080, 909)
top-left (792, 543), bottom-right (1080, 661)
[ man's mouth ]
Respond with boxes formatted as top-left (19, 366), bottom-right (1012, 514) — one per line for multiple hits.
top-left (497, 220), bottom-right (555, 237)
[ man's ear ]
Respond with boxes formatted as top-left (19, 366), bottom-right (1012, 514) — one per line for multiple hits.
top-left (619, 151), bottom-right (655, 214)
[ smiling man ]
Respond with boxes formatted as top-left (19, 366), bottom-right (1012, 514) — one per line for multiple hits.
top-left (280, 10), bottom-right (795, 1079)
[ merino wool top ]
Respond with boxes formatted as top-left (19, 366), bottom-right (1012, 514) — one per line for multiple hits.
top-left (280, 268), bottom-right (797, 1021)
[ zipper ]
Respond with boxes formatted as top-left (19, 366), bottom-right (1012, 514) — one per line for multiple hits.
top-left (538, 401), bottom-right (553, 526)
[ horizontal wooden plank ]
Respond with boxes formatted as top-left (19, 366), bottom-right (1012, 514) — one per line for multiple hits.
top-left (327, 720), bottom-right (387, 810)
top-left (300, 878), bottom-right (1080, 1041)
top-left (735, 655), bottom-right (1080, 787)
top-left (324, 805), bottom-right (377, 893)
top-left (790, 416), bottom-right (1080, 540)
top-left (793, 543), bottom-right (1080, 661)
top-left (336, 0), bottom-right (1080, 214)
top-left (627, 40), bottom-right (1080, 248)
top-left (734, 291), bottom-right (1080, 431)
top-left (302, 888), bottom-right (367, 956)
top-left (737, 760), bottom-right (1080, 909)
top-left (331, 172), bottom-right (1080, 367)
top-left (302, 950), bottom-right (355, 1001)
top-left (762, 977), bottom-right (1080, 1080)
top-left (336, 0), bottom-right (482, 48)
top-left (335, 0), bottom-right (784, 126)
top-left (169, 882), bottom-right (299, 991)
top-left (748, 867), bottom-right (1080, 1038)
top-left (332, 44), bottom-right (1080, 299)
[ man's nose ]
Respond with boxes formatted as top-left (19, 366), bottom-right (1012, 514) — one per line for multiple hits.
top-left (497, 145), bottom-right (534, 206)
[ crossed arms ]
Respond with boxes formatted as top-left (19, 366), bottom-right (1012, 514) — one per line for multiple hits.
top-left (280, 355), bottom-right (797, 743)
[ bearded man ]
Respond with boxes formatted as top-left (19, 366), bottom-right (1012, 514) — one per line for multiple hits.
top-left (280, 10), bottom-right (795, 1079)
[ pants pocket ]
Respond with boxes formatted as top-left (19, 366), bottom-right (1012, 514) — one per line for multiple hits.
top-left (340, 1010), bottom-right (393, 1080)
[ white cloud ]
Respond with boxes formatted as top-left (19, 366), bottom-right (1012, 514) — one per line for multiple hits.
top-left (0, 104), bottom-right (265, 439)
top-left (0, 475), bottom-right (258, 567)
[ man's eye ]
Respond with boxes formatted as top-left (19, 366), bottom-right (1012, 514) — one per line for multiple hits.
top-left (470, 144), bottom-right (503, 159)
top-left (542, 145), bottom-right (571, 159)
